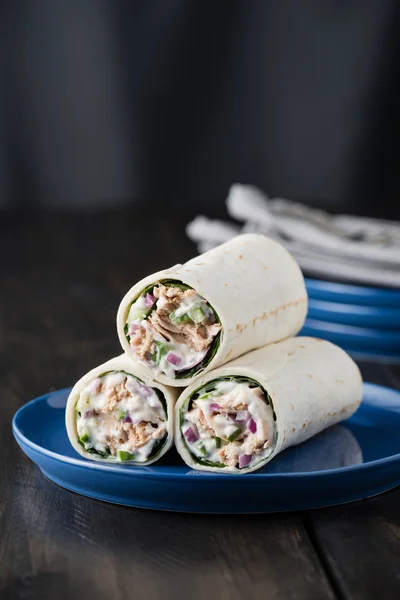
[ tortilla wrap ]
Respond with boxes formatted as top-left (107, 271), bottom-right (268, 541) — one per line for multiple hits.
top-left (117, 233), bottom-right (307, 386)
top-left (175, 337), bottom-right (363, 473)
top-left (66, 354), bottom-right (178, 465)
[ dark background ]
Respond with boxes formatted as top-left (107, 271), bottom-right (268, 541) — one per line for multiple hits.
top-left (1, 0), bottom-right (399, 217)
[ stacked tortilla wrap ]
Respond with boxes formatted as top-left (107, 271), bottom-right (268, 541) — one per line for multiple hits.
top-left (175, 337), bottom-right (362, 473)
top-left (66, 354), bottom-right (178, 465)
top-left (116, 234), bottom-right (308, 387)
top-left (66, 233), bottom-right (363, 473)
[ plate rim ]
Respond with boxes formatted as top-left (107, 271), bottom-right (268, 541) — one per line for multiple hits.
top-left (303, 318), bottom-right (400, 339)
top-left (12, 384), bottom-right (400, 482)
top-left (305, 277), bottom-right (400, 298)
top-left (307, 297), bottom-right (400, 317)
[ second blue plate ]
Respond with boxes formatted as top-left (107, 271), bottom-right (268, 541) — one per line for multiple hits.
top-left (300, 319), bottom-right (400, 352)
top-left (306, 278), bottom-right (400, 307)
top-left (12, 384), bottom-right (400, 513)
top-left (308, 298), bottom-right (400, 329)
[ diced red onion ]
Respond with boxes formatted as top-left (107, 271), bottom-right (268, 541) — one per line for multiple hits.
top-left (167, 352), bottom-right (181, 366)
top-left (136, 381), bottom-right (152, 396)
top-left (89, 378), bottom-right (102, 394)
top-left (84, 410), bottom-right (97, 418)
top-left (249, 418), bottom-right (257, 434)
top-left (235, 410), bottom-right (249, 422)
top-left (239, 454), bottom-right (252, 468)
top-left (145, 293), bottom-right (156, 307)
top-left (209, 403), bottom-right (222, 411)
top-left (129, 323), bottom-right (140, 335)
top-left (184, 426), bottom-right (198, 444)
top-left (123, 414), bottom-right (132, 423)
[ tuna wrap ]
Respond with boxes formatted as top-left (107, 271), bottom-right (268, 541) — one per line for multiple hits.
top-left (116, 233), bottom-right (307, 387)
top-left (66, 354), bottom-right (178, 465)
top-left (175, 337), bottom-right (363, 474)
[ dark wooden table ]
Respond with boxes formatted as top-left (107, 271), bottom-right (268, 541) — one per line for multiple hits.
top-left (1, 210), bottom-right (400, 600)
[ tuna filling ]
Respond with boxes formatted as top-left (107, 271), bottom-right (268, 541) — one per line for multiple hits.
top-left (180, 377), bottom-right (276, 470)
top-left (124, 281), bottom-right (222, 379)
top-left (75, 371), bottom-right (168, 462)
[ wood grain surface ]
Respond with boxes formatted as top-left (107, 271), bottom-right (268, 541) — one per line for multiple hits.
top-left (1, 210), bottom-right (399, 600)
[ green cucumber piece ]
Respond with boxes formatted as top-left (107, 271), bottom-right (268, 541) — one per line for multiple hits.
top-left (197, 442), bottom-right (207, 456)
top-left (169, 311), bottom-right (191, 324)
top-left (188, 306), bottom-right (205, 323)
top-left (215, 437), bottom-right (222, 449)
top-left (127, 304), bottom-right (148, 323)
top-left (116, 410), bottom-right (125, 421)
top-left (227, 427), bottom-right (242, 442)
top-left (197, 393), bottom-right (215, 400)
top-left (153, 341), bottom-right (168, 365)
top-left (79, 433), bottom-right (90, 444)
top-left (118, 450), bottom-right (135, 462)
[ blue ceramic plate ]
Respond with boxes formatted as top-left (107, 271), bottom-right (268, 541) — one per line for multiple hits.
top-left (341, 347), bottom-right (400, 363)
top-left (300, 319), bottom-right (400, 352)
top-left (308, 299), bottom-right (400, 330)
top-left (306, 278), bottom-right (400, 307)
top-left (12, 385), bottom-right (400, 513)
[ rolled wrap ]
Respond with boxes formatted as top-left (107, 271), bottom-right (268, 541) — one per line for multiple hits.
top-left (117, 233), bottom-right (307, 387)
top-left (66, 354), bottom-right (178, 465)
top-left (175, 337), bottom-right (363, 474)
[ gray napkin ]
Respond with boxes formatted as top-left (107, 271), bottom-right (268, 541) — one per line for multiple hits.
top-left (186, 185), bottom-right (400, 289)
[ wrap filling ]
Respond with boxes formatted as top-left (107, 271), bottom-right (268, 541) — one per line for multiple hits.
top-left (124, 281), bottom-right (221, 379)
top-left (75, 371), bottom-right (168, 462)
top-left (180, 377), bottom-right (276, 469)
